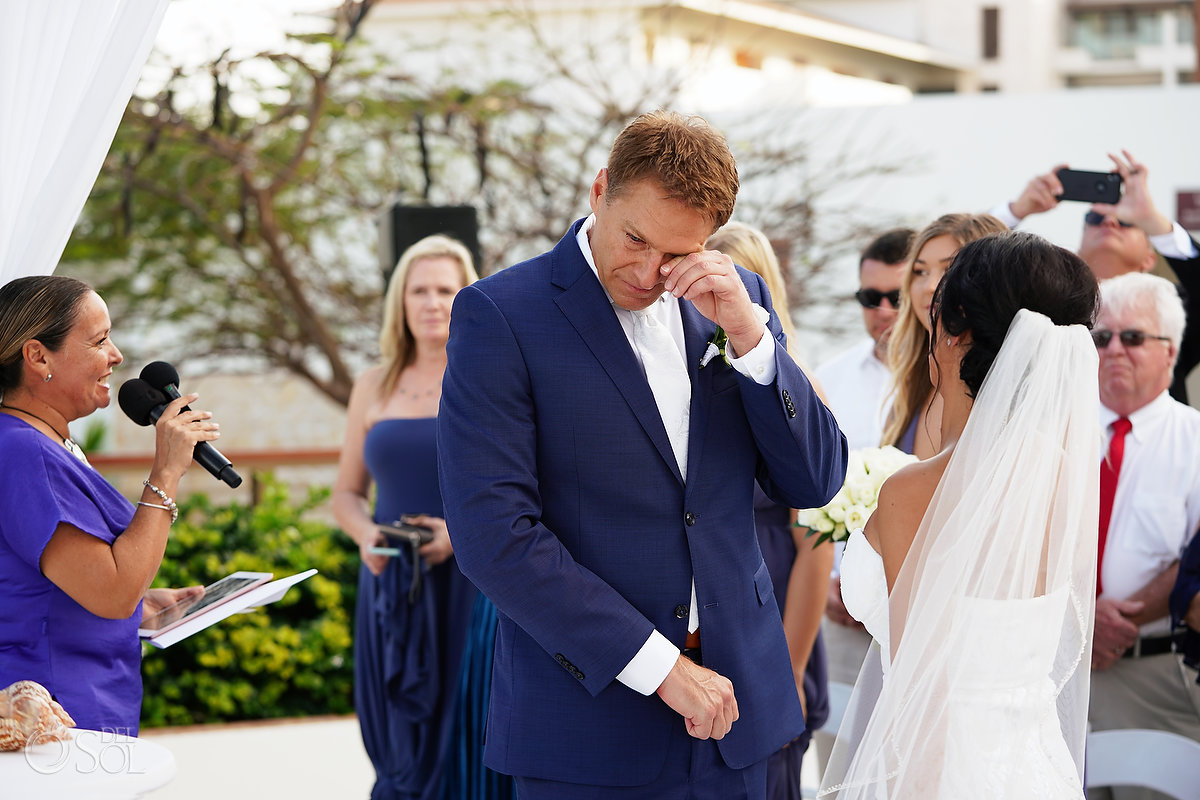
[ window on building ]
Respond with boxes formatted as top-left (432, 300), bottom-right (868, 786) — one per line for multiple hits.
top-left (982, 7), bottom-right (1000, 60)
top-left (1068, 7), bottom-right (1163, 60)
top-left (1178, 6), bottom-right (1195, 45)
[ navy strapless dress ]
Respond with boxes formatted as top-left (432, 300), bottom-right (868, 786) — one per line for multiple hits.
top-left (356, 418), bottom-right (509, 800)
top-left (755, 482), bottom-right (829, 800)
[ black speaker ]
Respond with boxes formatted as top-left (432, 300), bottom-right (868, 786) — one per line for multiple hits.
top-left (381, 204), bottom-right (481, 282)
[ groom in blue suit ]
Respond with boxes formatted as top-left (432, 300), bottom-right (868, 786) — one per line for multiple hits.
top-left (438, 110), bottom-right (847, 799)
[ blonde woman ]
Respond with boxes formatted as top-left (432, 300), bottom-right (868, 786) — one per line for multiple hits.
top-left (333, 235), bottom-right (512, 800)
top-left (881, 214), bottom-right (1008, 458)
top-left (706, 221), bottom-right (834, 800)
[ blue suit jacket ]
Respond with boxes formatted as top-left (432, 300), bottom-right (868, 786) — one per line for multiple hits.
top-left (438, 219), bottom-right (847, 785)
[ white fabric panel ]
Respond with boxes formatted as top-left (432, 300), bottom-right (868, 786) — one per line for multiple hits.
top-left (0, 0), bottom-right (169, 284)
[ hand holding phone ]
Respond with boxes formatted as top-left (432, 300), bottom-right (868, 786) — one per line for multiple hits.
top-left (1056, 168), bottom-right (1122, 204)
top-left (370, 520), bottom-right (436, 604)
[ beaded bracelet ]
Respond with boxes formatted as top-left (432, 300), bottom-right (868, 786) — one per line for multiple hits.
top-left (141, 480), bottom-right (179, 524)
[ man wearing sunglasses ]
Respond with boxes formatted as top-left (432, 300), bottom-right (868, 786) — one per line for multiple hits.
top-left (1088, 272), bottom-right (1200, 794)
top-left (815, 228), bottom-right (913, 452)
top-left (994, 150), bottom-right (1200, 404)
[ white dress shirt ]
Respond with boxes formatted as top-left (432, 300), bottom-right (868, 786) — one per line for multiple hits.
top-left (574, 215), bottom-right (777, 694)
top-left (1101, 391), bottom-right (1200, 635)
top-left (815, 337), bottom-right (893, 578)
top-left (815, 338), bottom-right (892, 452)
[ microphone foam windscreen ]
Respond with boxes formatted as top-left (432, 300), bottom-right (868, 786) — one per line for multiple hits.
top-left (118, 379), bottom-right (169, 426)
top-left (139, 361), bottom-right (180, 392)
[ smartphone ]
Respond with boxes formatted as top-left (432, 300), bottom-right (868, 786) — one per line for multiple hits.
top-left (378, 521), bottom-right (434, 546)
top-left (1056, 168), bottom-right (1122, 204)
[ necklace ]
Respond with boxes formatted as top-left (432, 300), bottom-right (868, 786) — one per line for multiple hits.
top-left (397, 384), bottom-right (439, 400)
top-left (396, 372), bottom-right (443, 401)
top-left (0, 403), bottom-right (87, 462)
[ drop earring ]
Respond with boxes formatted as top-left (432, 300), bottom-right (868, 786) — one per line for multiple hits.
top-left (44, 373), bottom-right (52, 382)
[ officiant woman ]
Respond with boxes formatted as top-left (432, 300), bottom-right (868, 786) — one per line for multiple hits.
top-left (0, 275), bottom-right (215, 734)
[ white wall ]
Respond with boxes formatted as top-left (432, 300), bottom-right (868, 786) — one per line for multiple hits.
top-left (785, 84), bottom-right (1200, 364)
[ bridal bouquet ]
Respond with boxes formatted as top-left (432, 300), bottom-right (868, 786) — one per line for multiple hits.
top-left (796, 445), bottom-right (917, 547)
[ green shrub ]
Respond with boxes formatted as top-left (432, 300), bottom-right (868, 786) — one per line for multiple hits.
top-left (140, 475), bottom-right (358, 727)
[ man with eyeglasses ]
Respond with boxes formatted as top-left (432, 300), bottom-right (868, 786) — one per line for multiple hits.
top-left (811, 227), bottom-right (913, 772)
top-left (994, 150), bottom-right (1200, 405)
top-left (1087, 272), bottom-right (1200, 800)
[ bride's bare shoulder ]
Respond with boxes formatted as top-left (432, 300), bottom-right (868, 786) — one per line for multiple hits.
top-left (866, 453), bottom-right (950, 577)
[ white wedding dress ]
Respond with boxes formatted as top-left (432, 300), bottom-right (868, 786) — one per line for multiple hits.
top-left (820, 311), bottom-right (1099, 800)
top-left (838, 530), bottom-right (1083, 798)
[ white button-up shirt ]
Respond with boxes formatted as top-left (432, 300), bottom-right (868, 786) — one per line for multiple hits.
top-left (1101, 390), bottom-right (1200, 635)
top-left (815, 338), bottom-right (892, 452)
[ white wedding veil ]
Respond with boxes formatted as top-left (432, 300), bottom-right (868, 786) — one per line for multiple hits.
top-left (819, 309), bottom-right (1099, 798)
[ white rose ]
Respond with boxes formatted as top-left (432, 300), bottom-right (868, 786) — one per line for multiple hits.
top-left (877, 445), bottom-right (917, 473)
top-left (843, 504), bottom-right (871, 532)
top-left (860, 446), bottom-right (885, 473)
top-left (824, 488), bottom-right (851, 522)
top-left (846, 477), bottom-right (877, 508)
top-left (813, 513), bottom-right (836, 534)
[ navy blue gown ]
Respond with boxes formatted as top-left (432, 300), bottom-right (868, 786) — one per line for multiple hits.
top-left (755, 483), bottom-right (829, 800)
top-left (357, 418), bottom-right (480, 800)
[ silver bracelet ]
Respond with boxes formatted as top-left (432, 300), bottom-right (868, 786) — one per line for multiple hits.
top-left (142, 480), bottom-right (179, 524)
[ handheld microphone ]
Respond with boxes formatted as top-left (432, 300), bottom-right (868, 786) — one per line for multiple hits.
top-left (117, 379), bottom-right (170, 426)
top-left (126, 362), bottom-right (244, 488)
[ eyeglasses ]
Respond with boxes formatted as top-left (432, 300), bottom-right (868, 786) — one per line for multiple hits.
top-left (1084, 211), bottom-right (1135, 229)
top-left (1092, 329), bottom-right (1171, 349)
top-left (855, 288), bottom-right (901, 309)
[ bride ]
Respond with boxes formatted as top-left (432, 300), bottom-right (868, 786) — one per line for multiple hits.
top-left (819, 232), bottom-right (1102, 798)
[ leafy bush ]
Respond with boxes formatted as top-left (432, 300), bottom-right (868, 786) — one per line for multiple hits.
top-left (140, 476), bottom-right (358, 727)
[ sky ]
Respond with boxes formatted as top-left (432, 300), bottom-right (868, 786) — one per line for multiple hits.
top-left (153, 0), bottom-right (334, 65)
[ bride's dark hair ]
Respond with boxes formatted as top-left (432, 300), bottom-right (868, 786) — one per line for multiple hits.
top-left (932, 232), bottom-right (1099, 397)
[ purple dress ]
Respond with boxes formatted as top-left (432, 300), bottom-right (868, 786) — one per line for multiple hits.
top-left (0, 415), bottom-right (142, 733)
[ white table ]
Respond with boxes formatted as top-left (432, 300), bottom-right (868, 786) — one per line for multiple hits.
top-left (0, 729), bottom-right (175, 799)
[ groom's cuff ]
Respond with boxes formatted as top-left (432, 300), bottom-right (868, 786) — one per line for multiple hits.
top-left (728, 306), bottom-right (777, 385)
top-left (616, 629), bottom-right (678, 695)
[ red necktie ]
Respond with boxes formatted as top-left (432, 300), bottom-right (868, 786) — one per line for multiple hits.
top-left (1097, 417), bottom-right (1132, 595)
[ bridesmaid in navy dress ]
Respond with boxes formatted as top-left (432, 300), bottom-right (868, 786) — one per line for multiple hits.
top-left (880, 214), bottom-right (1009, 457)
top-left (706, 223), bottom-right (835, 800)
top-left (333, 235), bottom-right (513, 800)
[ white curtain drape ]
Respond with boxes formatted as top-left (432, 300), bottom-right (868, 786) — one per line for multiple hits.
top-left (0, 0), bottom-right (170, 286)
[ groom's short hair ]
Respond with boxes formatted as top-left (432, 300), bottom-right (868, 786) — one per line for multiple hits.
top-left (604, 110), bottom-right (739, 232)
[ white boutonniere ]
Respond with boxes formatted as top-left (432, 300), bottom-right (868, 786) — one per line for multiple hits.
top-left (699, 327), bottom-right (729, 369)
top-left (699, 303), bottom-right (771, 369)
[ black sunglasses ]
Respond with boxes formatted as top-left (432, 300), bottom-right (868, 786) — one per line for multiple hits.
top-left (855, 288), bottom-right (901, 309)
top-left (1092, 329), bottom-right (1171, 349)
top-left (1084, 211), bottom-right (1135, 229)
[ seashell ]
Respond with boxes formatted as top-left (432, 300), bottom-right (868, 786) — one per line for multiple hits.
top-left (0, 681), bottom-right (74, 751)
